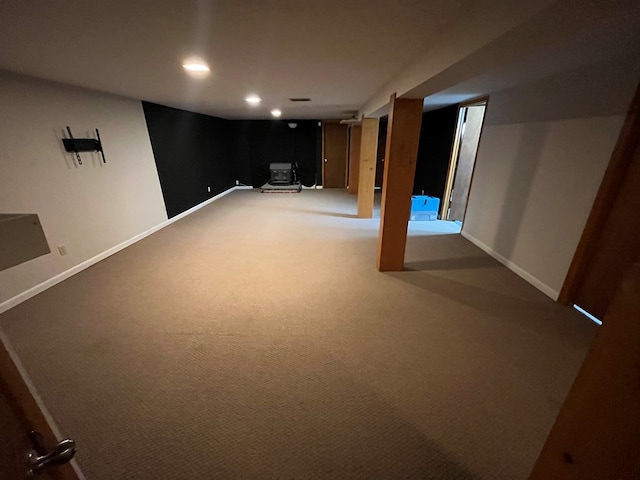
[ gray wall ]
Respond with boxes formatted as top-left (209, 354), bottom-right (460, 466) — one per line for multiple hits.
top-left (462, 55), bottom-right (640, 298)
top-left (0, 71), bottom-right (167, 305)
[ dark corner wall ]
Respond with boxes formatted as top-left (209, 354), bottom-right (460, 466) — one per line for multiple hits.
top-left (377, 118), bottom-right (388, 187)
top-left (413, 105), bottom-right (458, 200)
top-left (142, 102), bottom-right (236, 218)
top-left (142, 102), bottom-right (321, 218)
top-left (143, 101), bottom-right (457, 218)
top-left (232, 120), bottom-right (321, 188)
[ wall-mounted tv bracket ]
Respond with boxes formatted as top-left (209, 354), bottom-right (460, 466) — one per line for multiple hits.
top-left (62, 126), bottom-right (106, 164)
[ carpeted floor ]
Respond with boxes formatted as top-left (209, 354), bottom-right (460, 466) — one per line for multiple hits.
top-left (0, 190), bottom-right (596, 479)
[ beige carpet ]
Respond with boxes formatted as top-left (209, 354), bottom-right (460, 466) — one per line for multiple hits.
top-left (0, 190), bottom-right (596, 479)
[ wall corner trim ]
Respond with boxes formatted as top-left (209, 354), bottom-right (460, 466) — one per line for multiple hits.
top-left (0, 186), bottom-right (245, 315)
top-left (460, 230), bottom-right (559, 300)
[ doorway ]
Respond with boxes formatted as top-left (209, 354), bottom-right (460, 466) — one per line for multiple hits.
top-left (441, 100), bottom-right (487, 225)
top-left (322, 121), bottom-right (348, 188)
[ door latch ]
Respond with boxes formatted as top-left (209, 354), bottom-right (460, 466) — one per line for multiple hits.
top-left (26, 430), bottom-right (76, 476)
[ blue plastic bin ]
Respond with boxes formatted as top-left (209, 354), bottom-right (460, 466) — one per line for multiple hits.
top-left (410, 195), bottom-right (440, 221)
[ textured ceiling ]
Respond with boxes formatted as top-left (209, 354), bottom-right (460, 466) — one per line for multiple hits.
top-left (0, 0), bottom-right (481, 119)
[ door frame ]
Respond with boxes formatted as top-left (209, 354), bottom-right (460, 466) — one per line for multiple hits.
top-left (0, 330), bottom-right (81, 480)
top-left (321, 120), bottom-right (349, 188)
top-left (440, 96), bottom-right (489, 223)
top-left (558, 81), bottom-right (640, 305)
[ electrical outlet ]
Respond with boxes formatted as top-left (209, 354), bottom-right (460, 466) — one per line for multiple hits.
top-left (57, 246), bottom-right (67, 256)
top-left (207, 186), bottom-right (211, 192)
top-left (236, 180), bottom-right (240, 186)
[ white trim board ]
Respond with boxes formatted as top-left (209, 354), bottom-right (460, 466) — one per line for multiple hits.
top-left (460, 230), bottom-right (560, 300)
top-left (0, 186), bottom-right (250, 315)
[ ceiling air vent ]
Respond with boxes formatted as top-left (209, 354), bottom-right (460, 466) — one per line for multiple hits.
top-left (289, 98), bottom-right (311, 102)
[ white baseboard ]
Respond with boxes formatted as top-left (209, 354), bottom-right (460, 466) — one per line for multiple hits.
top-left (461, 230), bottom-right (559, 300)
top-left (0, 186), bottom-right (242, 315)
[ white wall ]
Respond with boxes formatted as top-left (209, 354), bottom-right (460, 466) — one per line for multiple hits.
top-left (462, 56), bottom-right (640, 298)
top-left (0, 71), bottom-right (167, 305)
top-left (362, 1), bottom-right (640, 122)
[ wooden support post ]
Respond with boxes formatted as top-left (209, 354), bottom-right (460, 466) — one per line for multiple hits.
top-left (376, 94), bottom-right (423, 271)
top-left (529, 263), bottom-right (640, 480)
top-left (348, 125), bottom-right (362, 194)
top-left (357, 118), bottom-right (380, 217)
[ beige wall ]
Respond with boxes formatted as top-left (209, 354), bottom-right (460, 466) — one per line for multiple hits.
top-left (462, 56), bottom-right (640, 298)
top-left (0, 71), bottom-right (167, 305)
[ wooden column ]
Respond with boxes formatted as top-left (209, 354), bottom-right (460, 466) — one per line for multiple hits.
top-left (529, 263), bottom-right (640, 480)
top-left (376, 94), bottom-right (423, 271)
top-left (357, 118), bottom-right (380, 218)
top-left (347, 125), bottom-right (362, 194)
top-left (558, 80), bottom-right (640, 314)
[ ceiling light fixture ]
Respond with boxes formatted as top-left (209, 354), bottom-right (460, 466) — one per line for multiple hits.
top-left (271, 109), bottom-right (282, 118)
top-left (183, 63), bottom-right (209, 72)
top-left (182, 58), bottom-right (210, 78)
top-left (245, 95), bottom-right (262, 106)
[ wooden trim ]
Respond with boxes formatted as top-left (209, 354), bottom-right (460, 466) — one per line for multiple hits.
top-left (529, 263), bottom-right (640, 480)
top-left (558, 80), bottom-right (640, 305)
top-left (441, 107), bottom-right (465, 219)
top-left (0, 336), bottom-right (80, 479)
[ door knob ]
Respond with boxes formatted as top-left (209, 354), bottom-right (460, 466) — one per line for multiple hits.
top-left (324, 158), bottom-right (328, 163)
top-left (26, 430), bottom-right (76, 476)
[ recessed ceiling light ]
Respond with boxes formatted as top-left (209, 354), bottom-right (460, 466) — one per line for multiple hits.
top-left (182, 58), bottom-right (210, 78)
top-left (183, 63), bottom-right (209, 72)
top-left (271, 109), bottom-right (282, 118)
top-left (245, 95), bottom-right (262, 106)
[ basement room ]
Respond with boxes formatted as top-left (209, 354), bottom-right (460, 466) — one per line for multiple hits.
top-left (1, 1), bottom-right (640, 478)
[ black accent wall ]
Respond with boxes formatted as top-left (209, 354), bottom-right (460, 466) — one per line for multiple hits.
top-left (232, 120), bottom-right (321, 188)
top-left (315, 123), bottom-right (323, 187)
top-left (142, 102), bottom-right (236, 218)
top-left (376, 118), bottom-right (388, 187)
top-left (143, 99), bottom-right (456, 218)
top-left (413, 105), bottom-right (458, 199)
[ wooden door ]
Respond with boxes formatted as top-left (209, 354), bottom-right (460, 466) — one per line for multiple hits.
top-left (322, 122), bottom-right (348, 188)
top-left (448, 105), bottom-right (485, 221)
top-left (561, 81), bottom-right (640, 320)
top-left (0, 336), bottom-right (79, 479)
